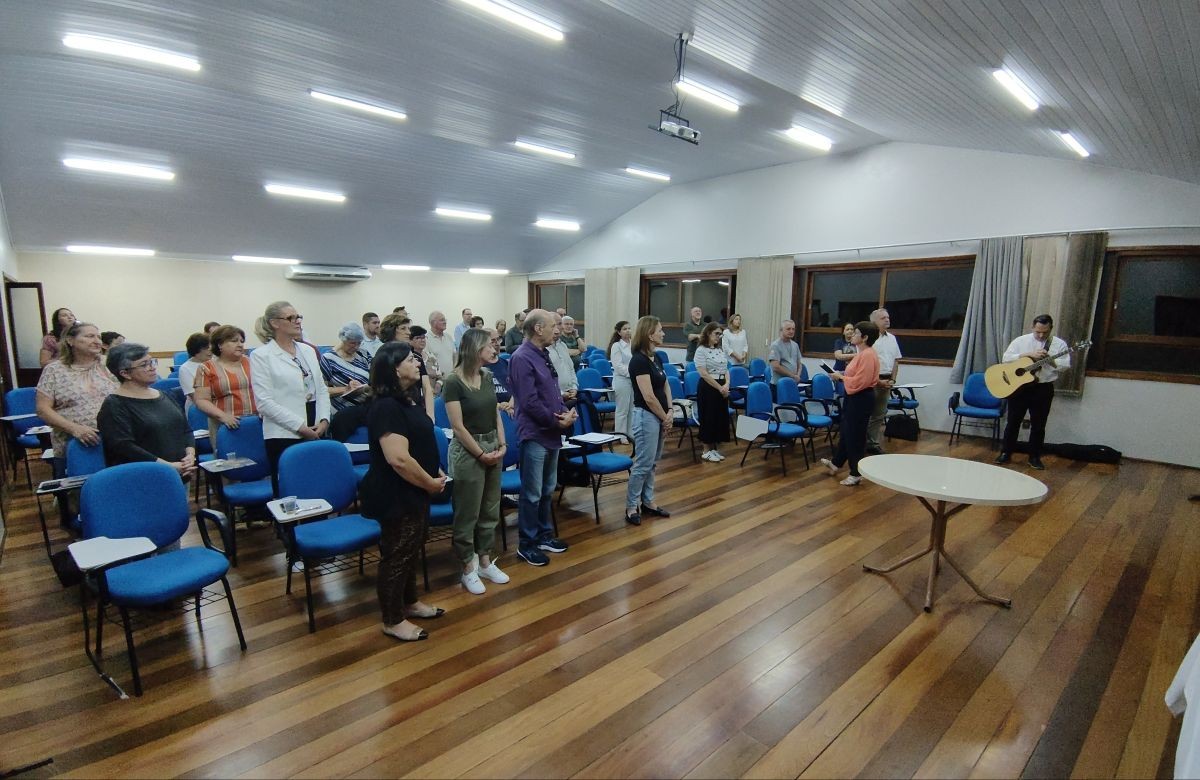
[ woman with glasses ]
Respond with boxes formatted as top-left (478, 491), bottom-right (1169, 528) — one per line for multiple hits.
top-left (320, 322), bottom-right (371, 413)
top-left (250, 301), bottom-right (331, 491)
top-left (35, 321), bottom-right (117, 478)
top-left (97, 343), bottom-right (196, 480)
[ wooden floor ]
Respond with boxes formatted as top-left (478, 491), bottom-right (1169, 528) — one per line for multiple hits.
top-left (0, 431), bottom-right (1196, 779)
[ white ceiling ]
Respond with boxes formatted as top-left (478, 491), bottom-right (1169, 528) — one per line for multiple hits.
top-left (0, 0), bottom-right (1195, 273)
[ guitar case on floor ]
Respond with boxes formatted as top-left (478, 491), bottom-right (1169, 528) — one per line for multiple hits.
top-left (1009, 440), bottom-right (1122, 464)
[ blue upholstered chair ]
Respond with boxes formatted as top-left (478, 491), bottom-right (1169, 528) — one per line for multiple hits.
top-left (213, 416), bottom-right (275, 565)
top-left (949, 373), bottom-right (1005, 448)
top-left (65, 437), bottom-right (106, 478)
top-left (79, 461), bottom-right (246, 696)
top-left (562, 401), bottom-right (632, 524)
top-left (277, 440), bottom-right (381, 631)
top-left (421, 428), bottom-right (454, 590)
top-left (5, 387), bottom-right (47, 489)
top-left (666, 374), bottom-right (699, 461)
top-left (728, 365), bottom-right (750, 412)
top-left (738, 381), bottom-right (810, 476)
top-left (748, 358), bottom-right (769, 384)
top-left (433, 396), bottom-right (451, 430)
top-left (577, 368), bottom-right (616, 421)
top-left (347, 425), bottom-right (370, 483)
top-left (775, 377), bottom-right (823, 465)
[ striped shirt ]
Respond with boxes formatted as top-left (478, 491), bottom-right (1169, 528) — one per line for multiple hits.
top-left (196, 357), bottom-right (257, 421)
top-left (320, 349), bottom-right (371, 412)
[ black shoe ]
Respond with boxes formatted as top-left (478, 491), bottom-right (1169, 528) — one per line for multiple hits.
top-left (641, 504), bottom-right (670, 518)
top-left (1028, 456), bottom-right (1045, 470)
top-left (625, 512), bottom-right (641, 526)
top-left (865, 446), bottom-right (883, 455)
top-left (995, 452), bottom-right (1011, 464)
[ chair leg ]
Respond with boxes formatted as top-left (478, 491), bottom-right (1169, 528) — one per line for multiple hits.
top-left (95, 597), bottom-right (105, 658)
top-left (740, 438), bottom-right (755, 466)
top-left (221, 577), bottom-right (248, 650)
top-left (303, 561), bottom-right (316, 633)
top-left (779, 445), bottom-right (787, 477)
top-left (24, 454), bottom-right (34, 491)
top-left (591, 476), bottom-right (601, 524)
top-left (194, 591), bottom-right (202, 619)
top-left (359, 549), bottom-right (365, 576)
top-left (285, 553), bottom-right (294, 594)
top-left (119, 606), bottom-right (142, 697)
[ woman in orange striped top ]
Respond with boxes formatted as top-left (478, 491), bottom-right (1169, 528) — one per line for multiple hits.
top-left (193, 324), bottom-right (257, 441)
top-left (820, 321), bottom-right (879, 486)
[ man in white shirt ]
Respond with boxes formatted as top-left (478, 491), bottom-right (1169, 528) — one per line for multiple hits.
top-left (453, 308), bottom-right (472, 349)
top-left (996, 314), bottom-right (1070, 470)
top-left (425, 310), bottom-right (456, 391)
top-left (866, 308), bottom-right (902, 453)
top-left (359, 311), bottom-right (382, 358)
top-left (548, 312), bottom-right (579, 402)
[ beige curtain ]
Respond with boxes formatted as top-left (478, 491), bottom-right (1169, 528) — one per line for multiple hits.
top-left (735, 255), bottom-right (795, 360)
top-left (1022, 232), bottom-right (1107, 396)
top-left (583, 266), bottom-right (640, 344)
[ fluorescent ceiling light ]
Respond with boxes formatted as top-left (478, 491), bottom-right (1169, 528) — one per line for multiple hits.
top-left (308, 89), bottom-right (407, 121)
top-left (469, 267), bottom-right (509, 275)
top-left (264, 183), bottom-right (346, 203)
top-left (676, 78), bottom-right (740, 112)
top-left (232, 255), bottom-right (300, 265)
top-left (382, 264), bottom-right (432, 271)
top-left (436, 207), bottom-right (492, 221)
top-left (1058, 131), bottom-right (1090, 157)
top-left (681, 278), bottom-right (702, 284)
top-left (62, 33), bottom-right (200, 72)
top-left (62, 157), bottom-right (174, 181)
top-left (66, 244), bottom-right (155, 256)
top-left (535, 218), bottom-right (580, 232)
top-left (992, 68), bottom-right (1039, 111)
top-left (514, 140), bottom-right (575, 160)
top-left (624, 166), bottom-right (670, 183)
top-left (785, 125), bottom-right (833, 151)
top-left (454, 0), bottom-right (563, 41)
top-left (717, 280), bottom-right (730, 287)
top-left (802, 95), bottom-right (844, 117)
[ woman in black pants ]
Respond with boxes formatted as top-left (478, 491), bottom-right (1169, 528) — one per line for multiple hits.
top-left (693, 323), bottom-right (731, 461)
top-left (361, 342), bottom-right (450, 641)
top-left (821, 321), bottom-right (879, 486)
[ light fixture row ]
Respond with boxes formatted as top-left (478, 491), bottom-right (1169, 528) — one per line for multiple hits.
top-left (63, 246), bottom-right (507, 274)
top-left (992, 68), bottom-right (1091, 157)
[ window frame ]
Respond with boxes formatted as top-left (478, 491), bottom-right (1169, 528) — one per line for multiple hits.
top-left (531, 279), bottom-right (586, 332)
top-left (638, 271), bottom-right (736, 348)
top-left (1086, 246), bottom-right (1200, 385)
top-left (795, 255), bottom-right (976, 367)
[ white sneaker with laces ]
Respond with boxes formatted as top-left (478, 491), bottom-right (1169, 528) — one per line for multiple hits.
top-left (819, 458), bottom-right (838, 476)
top-left (840, 475), bottom-right (862, 486)
top-left (462, 568), bottom-right (486, 594)
top-left (478, 560), bottom-right (510, 584)
top-left (702, 450), bottom-right (721, 462)
top-left (714, 451), bottom-right (726, 461)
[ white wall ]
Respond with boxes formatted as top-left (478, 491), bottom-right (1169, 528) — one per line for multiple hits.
top-left (17, 251), bottom-right (530, 356)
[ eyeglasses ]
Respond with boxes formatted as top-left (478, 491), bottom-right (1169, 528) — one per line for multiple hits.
top-left (274, 314), bottom-right (304, 322)
top-left (129, 358), bottom-right (158, 371)
top-left (291, 356), bottom-right (311, 378)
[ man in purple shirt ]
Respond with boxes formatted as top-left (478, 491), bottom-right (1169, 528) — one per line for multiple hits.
top-left (508, 309), bottom-right (578, 566)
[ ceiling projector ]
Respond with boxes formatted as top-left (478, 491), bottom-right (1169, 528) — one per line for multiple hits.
top-left (653, 109), bottom-right (700, 145)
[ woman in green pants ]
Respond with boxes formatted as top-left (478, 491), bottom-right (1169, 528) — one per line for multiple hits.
top-left (443, 328), bottom-right (511, 594)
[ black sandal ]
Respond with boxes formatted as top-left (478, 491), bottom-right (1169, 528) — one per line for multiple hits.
top-left (641, 504), bottom-right (671, 518)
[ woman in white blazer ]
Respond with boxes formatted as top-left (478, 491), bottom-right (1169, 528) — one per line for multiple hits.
top-left (249, 301), bottom-right (331, 491)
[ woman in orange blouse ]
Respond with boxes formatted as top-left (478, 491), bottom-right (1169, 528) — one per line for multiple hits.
top-left (193, 325), bottom-right (257, 441)
top-left (820, 321), bottom-right (879, 486)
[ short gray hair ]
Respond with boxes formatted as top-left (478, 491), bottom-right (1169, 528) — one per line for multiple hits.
top-left (338, 322), bottom-right (365, 343)
top-left (106, 342), bottom-right (150, 382)
top-left (562, 315), bottom-right (574, 324)
top-left (523, 309), bottom-right (550, 337)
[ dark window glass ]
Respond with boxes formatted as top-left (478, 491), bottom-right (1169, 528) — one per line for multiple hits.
top-left (885, 267), bottom-right (973, 330)
top-left (1112, 257), bottom-right (1200, 337)
top-left (647, 280), bottom-right (680, 324)
top-left (808, 270), bottom-right (881, 328)
top-left (566, 285), bottom-right (586, 320)
top-left (538, 285), bottom-right (566, 312)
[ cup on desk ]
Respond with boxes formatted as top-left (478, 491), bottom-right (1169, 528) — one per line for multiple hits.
top-left (225, 451), bottom-right (237, 463)
top-left (280, 496), bottom-right (299, 514)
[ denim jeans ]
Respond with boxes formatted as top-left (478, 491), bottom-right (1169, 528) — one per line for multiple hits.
top-left (627, 407), bottom-right (664, 511)
top-left (517, 440), bottom-right (559, 550)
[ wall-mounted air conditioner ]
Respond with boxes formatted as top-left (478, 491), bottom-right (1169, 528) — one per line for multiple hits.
top-left (283, 265), bottom-right (372, 283)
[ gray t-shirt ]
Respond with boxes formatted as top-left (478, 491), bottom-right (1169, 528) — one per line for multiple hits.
top-left (768, 338), bottom-right (801, 384)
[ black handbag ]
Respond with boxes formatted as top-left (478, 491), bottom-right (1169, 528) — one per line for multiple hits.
top-left (884, 414), bottom-right (920, 441)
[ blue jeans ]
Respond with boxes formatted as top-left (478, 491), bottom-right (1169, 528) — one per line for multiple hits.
top-left (627, 408), bottom-right (664, 511)
top-left (517, 440), bottom-right (559, 550)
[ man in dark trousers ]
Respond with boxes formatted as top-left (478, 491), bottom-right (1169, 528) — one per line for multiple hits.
top-left (996, 314), bottom-right (1071, 470)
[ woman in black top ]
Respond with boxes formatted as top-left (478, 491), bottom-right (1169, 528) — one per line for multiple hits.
top-left (97, 343), bottom-right (196, 480)
top-left (361, 342), bottom-right (449, 642)
top-left (623, 316), bottom-right (674, 526)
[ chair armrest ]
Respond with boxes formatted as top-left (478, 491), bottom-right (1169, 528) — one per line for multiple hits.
top-left (774, 402), bottom-right (808, 424)
top-left (196, 508), bottom-right (233, 557)
top-left (802, 398), bottom-right (834, 415)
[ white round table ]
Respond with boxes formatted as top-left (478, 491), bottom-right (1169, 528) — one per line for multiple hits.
top-left (858, 454), bottom-right (1048, 612)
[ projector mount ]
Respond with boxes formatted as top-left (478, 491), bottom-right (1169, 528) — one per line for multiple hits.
top-left (651, 32), bottom-right (700, 145)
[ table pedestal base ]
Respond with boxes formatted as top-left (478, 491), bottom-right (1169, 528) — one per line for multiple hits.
top-left (863, 497), bottom-right (1012, 613)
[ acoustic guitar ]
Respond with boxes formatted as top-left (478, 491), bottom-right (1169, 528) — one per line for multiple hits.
top-left (984, 340), bottom-right (1091, 398)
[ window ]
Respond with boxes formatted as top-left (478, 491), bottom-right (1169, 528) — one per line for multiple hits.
top-left (532, 280), bottom-right (586, 335)
top-left (1088, 247), bottom-right (1200, 382)
top-left (640, 273), bottom-right (735, 346)
top-left (796, 256), bottom-right (974, 363)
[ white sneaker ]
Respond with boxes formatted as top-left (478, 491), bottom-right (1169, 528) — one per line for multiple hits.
top-left (478, 560), bottom-right (510, 584)
top-left (462, 568), bottom-right (486, 594)
top-left (713, 451), bottom-right (726, 461)
top-left (702, 450), bottom-right (721, 462)
top-left (839, 475), bottom-right (861, 487)
top-left (819, 458), bottom-right (838, 476)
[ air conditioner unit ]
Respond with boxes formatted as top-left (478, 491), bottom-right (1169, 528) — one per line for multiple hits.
top-left (283, 264), bottom-right (372, 283)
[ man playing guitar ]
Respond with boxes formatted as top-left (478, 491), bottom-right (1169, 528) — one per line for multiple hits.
top-left (995, 314), bottom-right (1071, 470)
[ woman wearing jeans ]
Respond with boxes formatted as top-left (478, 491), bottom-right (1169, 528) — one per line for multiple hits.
top-left (820, 321), bottom-right (879, 486)
top-left (624, 316), bottom-right (674, 526)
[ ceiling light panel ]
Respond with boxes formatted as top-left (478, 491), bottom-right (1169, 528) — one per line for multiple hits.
top-left (1058, 132), bottom-right (1090, 157)
top-left (66, 244), bottom-right (155, 256)
top-left (62, 33), bottom-right (200, 72)
top-left (785, 125), bottom-right (833, 151)
top-left (435, 206), bottom-right (492, 221)
top-left (676, 78), bottom-right (740, 112)
top-left (308, 89), bottom-right (407, 121)
top-left (992, 68), bottom-right (1040, 111)
top-left (624, 166), bottom-right (670, 182)
top-left (535, 218), bottom-right (580, 231)
top-left (453, 0), bottom-right (564, 41)
top-left (264, 183), bottom-right (347, 203)
top-left (232, 255), bottom-right (300, 265)
top-left (62, 157), bottom-right (174, 181)
top-left (514, 140), bottom-right (575, 160)
top-left (469, 267), bottom-right (509, 275)
top-left (382, 264), bottom-right (432, 271)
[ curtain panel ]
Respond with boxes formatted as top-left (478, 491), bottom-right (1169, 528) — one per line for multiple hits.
top-left (950, 236), bottom-right (1025, 383)
top-left (735, 255), bottom-right (794, 360)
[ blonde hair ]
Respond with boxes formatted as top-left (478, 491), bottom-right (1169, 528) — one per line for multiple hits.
top-left (631, 315), bottom-right (661, 355)
top-left (58, 321), bottom-right (99, 366)
top-left (456, 328), bottom-right (491, 378)
top-left (254, 301), bottom-right (292, 343)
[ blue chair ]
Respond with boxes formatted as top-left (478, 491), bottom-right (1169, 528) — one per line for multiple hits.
top-left (172, 350), bottom-right (189, 368)
top-left (318, 345), bottom-right (334, 355)
top-left (662, 362), bottom-right (682, 384)
top-left (809, 373), bottom-right (841, 432)
top-left (152, 378), bottom-right (185, 410)
top-left (949, 373), bottom-right (1005, 448)
top-left (889, 386), bottom-right (921, 424)
top-left (213, 417), bottom-right (275, 565)
top-left (589, 357), bottom-right (613, 384)
top-left (66, 437), bottom-right (106, 478)
top-left (775, 378), bottom-right (824, 463)
top-left (577, 368), bottom-right (616, 421)
top-left (728, 366), bottom-right (750, 412)
top-left (186, 404), bottom-right (215, 504)
top-left (561, 401), bottom-right (632, 524)
top-left (499, 351), bottom-right (513, 361)
top-left (667, 375), bottom-right (699, 461)
top-left (277, 441), bottom-right (382, 631)
top-left (738, 381), bottom-right (810, 476)
top-left (683, 370), bottom-right (700, 401)
top-left (748, 358), bottom-right (769, 383)
top-left (655, 349), bottom-right (670, 368)
top-left (79, 461), bottom-right (246, 696)
top-left (497, 410), bottom-right (522, 551)
top-left (685, 361), bottom-right (697, 375)
top-left (433, 396), bottom-right (451, 430)
top-left (5, 387), bottom-right (48, 489)
top-left (421, 428), bottom-right (455, 590)
top-left (347, 425), bottom-right (370, 483)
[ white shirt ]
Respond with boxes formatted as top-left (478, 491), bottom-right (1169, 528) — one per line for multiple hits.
top-left (549, 340), bottom-right (578, 393)
top-left (1003, 333), bottom-right (1071, 383)
top-left (721, 329), bottom-right (749, 363)
top-left (1167, 633), bottom-right (1200, 780)
top-left (359, 337), bottom-right (382, 359)
top-left (695, 346), bottom-right (727, 377)
top-left (249, 339), bottom-right (331, 440)
top-left (609, 339), bottom-right (633, 379)
top-left (178, 360), bottom-right (202, 409)
top-left (453, 321), bottom-right (470, 349)
top-left (874, 332), bottom-right (902, 375)
top-left (425, 331), bottom-right (455, 380)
